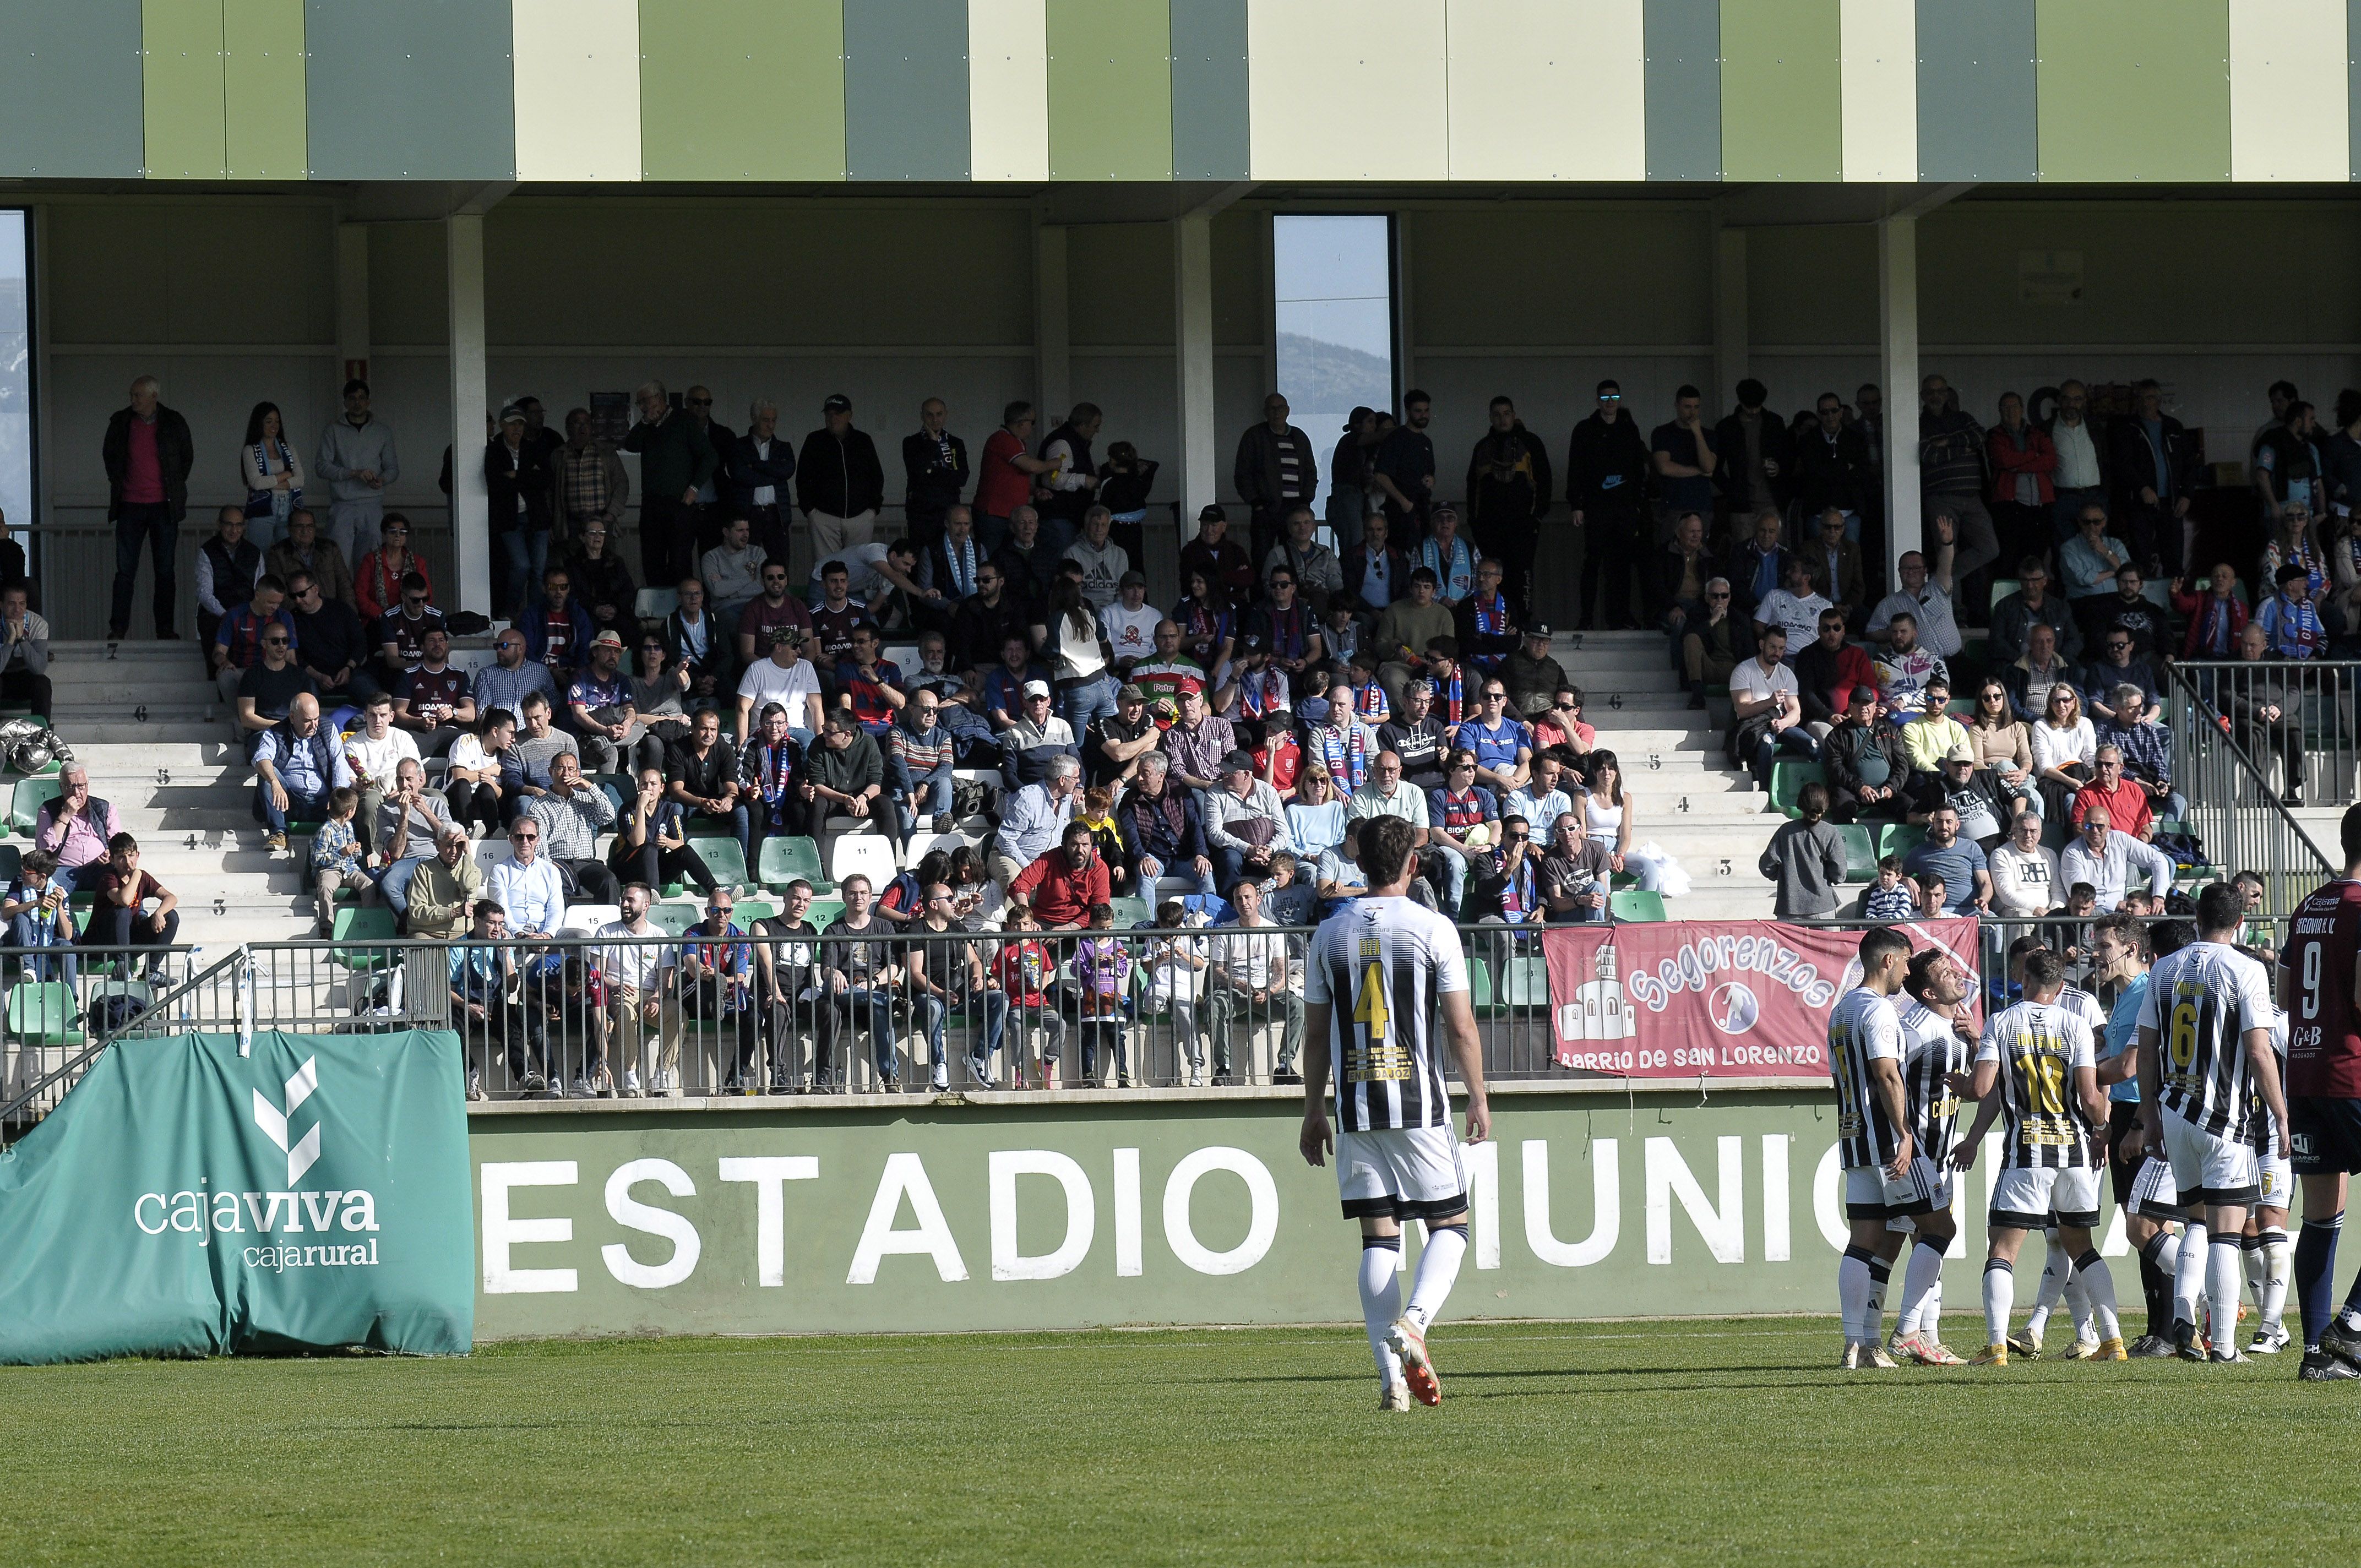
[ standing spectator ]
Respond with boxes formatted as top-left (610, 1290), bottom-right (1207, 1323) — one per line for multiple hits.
top-left (1327, 406), bottom-right (1384, 552)
top-left (1233, 392), bottom-right (1320, 569)
top-left (1916, 375), bottom-right (1996, 616)
top-left (1096, 439), bottom-right (1157, 569)
top-left (1649, 385), bottom-right (1719, 545)
top-left (102, 374), bottom-right (194, 641)
top-left (1792, 391), bottom-right (1874, 542)
top-left (1760, 782), bottom-right (1847, 918)
top-left (1565, 379), bottom-right (1651, 629)
top-left (973, 401), bottom-right (1053, 554)
top-left (798, 393), bottom-right (886, 559)
top-left (561, 520), bottom-right (637, 640)
top-left (315, 378), bottom-right (399, 563)
top-left (716, 396), bottom-right (792, 563)
top-left (1204, 879), bottom-right (1303, 1085)
top-left (195, 507), bottom-right (263, 661)
top-left (0, 581), bottom-right (50, 719)
top-left (623, 379), bottom-right (717, 587)
top-left (2228, 620), bottom-right (2305, 802)
top-left (1712, 380), bottom-right (1792, 543)
top-left (2108, 378), bottom-right (2198, 576)
top-left (682, 386), bottom-right (735, 550)
top-left (1099, 570), bottom-right (1161, 678)
top-left (901, 397), bottom-right (969, 547)
top-left (79, 833), bottom-right (178, 979)
top-left (239, 400), bottom-right (305, 551)
top-left (486, 403), bottom-right (556, 618)
top-left (1464, 399), bottom-right (1558, 605)
top-left (1370, 390), bottom-right (1438, 540)
top-left (2043, 379), bottom-right (2109, 543)
top-left (252, 695), bottom-right (353, 852)
top-left (595, 884), bottom-right (682, 1096)
top-left (266, 508), bottom-right (355, 612)
top-left (700, 515), bottom-right (768, 629)
top-left (556, 406), bottom-right (630, 547)
top-left (1984, 391), bottom-right (2057, 576)
top-left (1035, 404), bottom-right (1103, 553)
top-left (353, 514), bottom-right (431, 624)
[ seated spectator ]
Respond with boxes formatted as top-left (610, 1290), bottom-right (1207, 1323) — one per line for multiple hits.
top-left (2059, 808), bottom-right (2174, 913)
top-left (1339, 509), bottom-right (1408, 620)
top-left (520, 564), bottom-right (594, 682)
top-left (2069, 744), bottom-right (2155, 841)
top-left (1896, 677), bottom-right (1971, 778)
top-left (565, 630), bottom-right (639, 776)
top-left (1286, 763), bottom-right (1348, 866)
top-left (1084, 682), bottom-right (1158, 793)
top-left (253, 694), bottom-right (353, 852)
top-left (474, 627), bottom-right (561, 727)
top-left (448, 902), bottom-right (530, 1097)
top-left (1988, 810), bottom-right (2061, 917)
top-left (354, 514), bottom-right (430, 624)
top-left (487, 815), bottom-right (565, 940)
top-left (890, 689), bottom-right (958, 842)
top-left (735, 624), bottom-right (825, 745)
top-left (443, 709), bottom-right (512, 836)
top-left (1728, 627), bottom-right (1813, 787)
top-left (1502, 749), bottom-right (1575, 843)
top-left (998, 680), bottom-right (1076, 791)
top-left (1871, 612), bottom-right (1946, 712)
top-left (1527, 683), bottom-right (1593, 760)
top-left (2226, 620), bottom-right (2306, 803)
top-left (2082, 630), bottom-right (2161, 726)
top-left (1375, 678), bottom-right (1449, 792)
top-left (286, 569), bottom-right (374, 700)
top-left (2173, 560), bottom-right (2249, 659)
top-left (1101, 570), bottom-right (1161, 679)
top-left (664, 706), bottom-right (746, 860)
top-left (1466, 813), bottom-right (1545, 927)
top-left (611, 765), bottom-right (715, 896)
top-left (1453, 556), bottom-right (1520, 676)
top-left (1301, 688), bottom-right (1379, 801)
top-left (1338, 647), bottom-right (1390, 728)
top-left (1263, 505), bottom-right (1341, 611)
top-left (1452, 676), bottom-right (1533, 798)
top-left (1727, 508), bottom-right (1792, 626)
top-left (231, 614), bottom-right (314, 753)
top-left (1120, 753), bottom-right (1212, 896)
top-left (1426, 746), bottom-right (1500, 914)
top-left (2002, 620), bottom-right (2079, 723)
top-left (343, 691), bottom-right (421, 845)
top-left (1679, 577), bottom-right (1754, 704)
top-left (213, 573), bottom-right (296, 720)
top-left (195, 505), bottom-right (263, 657)
top-left (266, 508), bottom-right (354, 611)
top-left (1820, 685), bottom-right (1910, 823)
top-left (405, 824), bottom-right (485, 941)
top-left (1414, 503), bottom-right (1480, 606)
top-left (2098, 564), bottom-right (2168, 660)
top-left (1751, 554), bottom-right (1830, 666)
top-left (803, 709), bottom-right (893, 851)
top-left (1, 848), bottom-right (78, 983)
top-left (2094, 684), bottom-right (2184, 822)
top-left (0, 581), bottom-right (48, 721)
top-left (1902, 805), bottom-right (1990, 916)
top-left (1067, 504), bottom-right (1133, 612)
top-left (1205, 879), bottom-right (1304, 1085)
top-left (700, 514), bottom-right (768, 627)
top-left (1205, 749), bottom-right (1294, 892)
top-left (529, 750), bottom-right (621, 906)
top-left (1242, 571), bottom-right (1323, 696)
top-left (1537, 809), bottom-right (1610, 924)
top-left (2029, 683), bottom-right (2097, 823)
top-left (373, 757), bottom-right (458, 915)
top-left (1179, 503), bottom-right (1254, 600)
top-left (1319, 595), bottom-right (1363, 673)
top-left (1906, 746), bottom-right (2012, 849)
top-left (1856, 855), bottom-right (1914, 921)
top-left (395, 625), bottom-right (476, 756)
top-left (2058, 504), bottom-right (2131, 642)
top-left (35, 765), bottom-right (121, 894)
top-left (1215, 632), bottom-right (1291, 724)
top-left (1247, 712), bottom-right (1302, 802)
top-left (736, 701), bottom-right (809, 864)
top-left (77, 831), bottom-right (177, 979)
top-left (1760, 782), bottom-right (1847, 919)
top-left (1795, 607), bottom-right (1875, 735)
top-left (1987, 556), bottom-right (2082, 667)
top-left (1804, 505), bottom-right (1867, 626)
top-left (563, 520), bottom-right (637, 639)
top-left (834, 625), bottom-right (906, 741)
top-left (2256, 563), bottom-right (2327, 660)
top-left (1372, 569), bottom-right (1455, 712)
top-left (1911, 872), bottom-right (1947, 919)
top-left (374, 571), bottom-right (447, 684)
top-left (1008, 820), bottom-right (1110, 930)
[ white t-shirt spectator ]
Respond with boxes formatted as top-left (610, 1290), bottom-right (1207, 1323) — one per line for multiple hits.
top-left (1988, 841), bottom-right (2063, 916)
top-left (1729, 656), bottom-right (1799, 709)
top-left (810, 542), bottom-right (894, 600)
top-left (1100, 600), bottom-right (1160, 665)
top-left (2029, 716), bottom-right (2097, 778)
top-left (344, 726), bottom-right (420, 788)
top-left (737, 656), bottom-right (822, 726)
top-left (1210, 923), bottom-right (1291, 991)
top-left (595, 918), bottom-right (676, 992)
top-left (1755, 589), bottom-right (1830, 658)
top-left (1869, 585), bottom-right (1962, 657)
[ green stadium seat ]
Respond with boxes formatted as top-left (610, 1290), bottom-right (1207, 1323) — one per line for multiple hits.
top-left (10, 776), bottom-right (59, 837)
top-left (758, 835), bottom-right (829, 892)
top-left (1107, 895), bottom-right (1154, 928)
top-left (1609, 889), bottom-right (1668, 923)
top-left (804, 896), bottom-right (845, 929)
top-left (1988, 578), bottom-right (2020, 613)
top-left (7, 979), bottom-right (81, 1046)
top-left (1466, 945), bottom-right (1497, 1012)
top-left (1501, 953), bottom-right (1549, 1006)
top-left (646, 901), bottom-right (700, 937)
top-left (328, 906), bottom-right (399, 972)
top-left (1837, 823), bottom-right (1876, 883)
top-left (736, 897), bottom-right (779, 925)
top-left (1769, 760), bottom-right (1827, 819)
top-left (691, 836), bottom-right (749, 889)
top-left (0, 842), bottom-right (20, 883)
top-left (1878, 821), bottom-right (1927, 863)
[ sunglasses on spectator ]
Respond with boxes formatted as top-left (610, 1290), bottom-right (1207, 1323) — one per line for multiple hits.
top-left (1450, 761), bottom-right (1477, 772)
top-left (262, 635), bottom-right (289, 645)
top-left (1483, 690), bottom-right (1508, 701)
top-left (688, 397), bottom-right (712, 407)
top-left (1706, 590), bottom-right (1731, 601)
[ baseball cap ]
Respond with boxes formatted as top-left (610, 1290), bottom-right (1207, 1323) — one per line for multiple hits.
top-left (1525, 623), bottom-right (1553, 640)
top-left (1849, 684), bottom-right (1879, 706)
top-left (1022, 679), bottom-right (1051, 699)
top-left (1220, 750), bottom-right (1255, 774)
top-left (1238, 632), bottom-right (1267, 652)
top-left (1197, 503), bottom-right (1227, 524)
top-left (1947, 743), bottom-right (1977, 765)
top-left (768, 623), bottom-right (800, 644)
top-left (590, 630), bottom-right (624, 649)
top-left (1118, 570), bottom-right (1147, 588)
top-left (822, 393), bottom-right (852, 413)
top-left (498, 402), bottom-right (526, 424)
top-left (1118, 683), bottom-right (1146, 702)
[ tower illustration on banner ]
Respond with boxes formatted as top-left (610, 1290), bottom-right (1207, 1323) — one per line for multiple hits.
top-left (1558, 940), bottom-right (1635, 1042)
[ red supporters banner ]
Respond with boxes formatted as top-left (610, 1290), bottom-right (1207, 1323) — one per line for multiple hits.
top-left (1541, 918), bottom-right (1983, 1078)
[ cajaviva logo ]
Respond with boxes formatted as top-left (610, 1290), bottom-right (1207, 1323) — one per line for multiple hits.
top-left (252, 1056), bottom-right (322, 1188)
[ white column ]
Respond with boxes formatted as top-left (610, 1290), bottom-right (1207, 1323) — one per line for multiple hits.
top-left (1033, 221), bottom-right (1070, 425)
top-left (1878, 214), bottom-right (1919, 591)
top-left (446, 214), bottom-right (492, 618)
top-left (1173, 213), bottom-right (1218, 545)
top-left (335, 222), bottom-right (371, 389)
top-left (1712, 226), bottom-right (1748, 408)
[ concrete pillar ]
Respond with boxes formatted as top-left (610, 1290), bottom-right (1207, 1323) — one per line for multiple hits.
top-left (1033, 221), bottom-right (1070, 426)
top-left (1877, 215), bottom-right (1919, 591)
top-left (1712, 226), bottom-right (1748, 410)
top-left (1173, 213), bottom-right (1218, 552)
top-left (335, 222), bottom-right (371, 389)
top-left (445, 214), bottom-right (491, 618)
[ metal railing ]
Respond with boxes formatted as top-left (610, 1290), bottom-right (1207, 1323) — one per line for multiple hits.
top-left (2164, 661), bottom-right (2337, 915)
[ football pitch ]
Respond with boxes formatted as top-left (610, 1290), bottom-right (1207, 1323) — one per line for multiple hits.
top-left (8, 1316), bottom-right (2361, 1566)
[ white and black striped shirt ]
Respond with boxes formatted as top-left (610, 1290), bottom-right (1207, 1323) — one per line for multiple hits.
top-left (1305, 896), bottom-right (1470, 1133)
top-left (2139, 941), bottom-right (2273, 1141)
top-left (1977, 999), bottom-right (2099, 1168)
top-left (1829, 987), bottom-right (1906, 1169)
top-left (1898, 1001), bottom-right (1972, 1164)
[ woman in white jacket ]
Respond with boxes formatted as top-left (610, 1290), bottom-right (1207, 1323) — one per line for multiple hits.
top-left (1985, 810), bottom-right (2061, 917)
top-left (2028, 683), bottom-right (2096, 824)
top-left (239, 400), bottom-right (305, 552)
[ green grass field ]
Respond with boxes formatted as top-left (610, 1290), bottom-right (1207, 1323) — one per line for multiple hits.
top-left (7, 1316), bottom-right (2361, 1565)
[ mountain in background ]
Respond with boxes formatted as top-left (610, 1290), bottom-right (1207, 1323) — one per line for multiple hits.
top-left (1276, 331), bottom-right (1392, 415)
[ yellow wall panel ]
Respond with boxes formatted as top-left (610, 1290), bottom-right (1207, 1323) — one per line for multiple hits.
top-left (512, 0), bottom-right (641, 182)
top-left (1444, 0), bottom-right (1644, 180)
top-left (2229, 0), bottom-right (2347, 180)
top-left (1249, 0), bottom-right (1446, 180)
top-left (1840, 0), bottom-right (1915, 181)
top-left (970, 0), bottom-right (1048, 181)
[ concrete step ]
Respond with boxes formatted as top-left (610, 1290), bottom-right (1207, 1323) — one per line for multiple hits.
top-left (53, 717), bottom-right (223, 743)
top-left (51, 680), bottom-right (226, 707)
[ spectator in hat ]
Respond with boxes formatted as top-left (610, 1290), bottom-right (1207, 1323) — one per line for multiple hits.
top-left (797, 394), bottom-right (885, 559)
top-left (998, 678), bottom-right (1077, 791)
top-left (564, 629), bottom-right (639, 776)
top-left (1179, 504), bottom-right (1254, 600)
top-left (1086, 682), bottom-right (1159, 791)
top-left (1820, 685), bottom-right (1911, 823)
top-left (1505, 624), bottom-right (1566, 718)
top-left (1204, 748), bottom-right (1294, 893)
top-left (1328, 405), bottom-right (1385, 553)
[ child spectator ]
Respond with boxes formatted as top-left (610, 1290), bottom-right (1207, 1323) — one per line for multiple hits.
top-left (1759, 781), bottom-right (1847, 919)
top-left (989, 905), bottom-right (1064, 1089)
top-left (1139, 900), bottom-right (1209, 1087)
top-left (308, 785), bottom-right (372, 936)
top-left (1858, 854), bottom-right (1914, 921)
top-left (1070, 902), bottom-right (1134, 1087)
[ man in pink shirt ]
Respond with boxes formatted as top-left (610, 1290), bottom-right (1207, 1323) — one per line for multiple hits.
top-left (101, 374), bottom-right (194, 642)
top-left (34, 764), bottom-right (123, 892)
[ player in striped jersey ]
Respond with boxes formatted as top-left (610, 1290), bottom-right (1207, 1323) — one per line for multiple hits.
top-left (2284, 802), bottom-right (2361, 1381)
top-left (2136, 881), bottom-right (2289, 1364)
top-left (2238, 1000), bottom-right (2295, 1354)
top-left (1885, 946), bottom-right (1977, 1366)
top-left (1950, 948), bottom-right (2126, 1364)
top-left (1299, 814), bottom-right (1490, 1412)
top-left (2001, 935), bottom-right (2113, 1359)
top-left (1826, 927), bottom-right (1916, 1370)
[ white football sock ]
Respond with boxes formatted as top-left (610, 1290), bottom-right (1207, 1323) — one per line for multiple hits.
top-left (1982, 1260), bottom-right (2015, 1347)
top-left (1358, 1238), bottom-right (1404, 1386)
top-left (2027, 1228), bottom-right (2070, 1336)
top-left (1924, 1277), bottom-right (1945, 1343)
top-left (2074, 1249), bottom-right (2121, 1342)
top-left (2064, 1262), bottom-right (2095, 1342)
top-left (2261, 1228), bottom-right (2293, 1331)
top-left (1403, 1223), bottom-right (1467, 1335)
top-left (1839, 1248), bottom-right (1874, 1342)
top-left (2207, 1235), bottom-right (2244, 1352)
top-left (2245, 1235), bottom-right (2266, 1304)
top-left (1895, 1239), bottom-right (1945, 1337)
top-left (2174, 1222), bottom-right (2209, 1331)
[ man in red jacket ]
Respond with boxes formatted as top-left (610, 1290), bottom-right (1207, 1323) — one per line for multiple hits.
top-left (1008, 821), bottom-right (1112, 930)
top-left (1793, 607), bottom-right (1876, 735)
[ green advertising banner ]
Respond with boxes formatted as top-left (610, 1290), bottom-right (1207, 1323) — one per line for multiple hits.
top-left (0, 1030), bottom-right (475, 1363)
top-left (471, 1091), bottom-right (2130, 1338)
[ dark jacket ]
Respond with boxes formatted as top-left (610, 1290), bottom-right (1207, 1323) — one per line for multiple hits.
top-left (1118, 786), bottom-right (1209, 869)
top-left (1727, 542), bottom-right (1796, 620)
top-left (1791, 421), bottom-right (1874, 518)
top-left (1644, 541), bottom-right (1721, 625)
top-left (1564, 411), bottom-right (1651, 514)
top-left (485, 434), bottom-right (556, 533)
top-left (622, 411), bottom-right (717, 502)
top-left (102, 404), bottom-right (197, 522)
top-left (520, 596), bottom-right (594, 672)
top-left (805, 728), bottom-right (885, 799)
top-left (562, 548), bottom-right (637, 630)
top-left (1821, 719), bottom-right (1912, 802)
top-left (723, 431), bottom-right (798, 513)
top-left (1037, 422), bottom-right (1099, 528)
top-left (2000, 655), bottom-right (2085, 723)
top-left (1465, 424), bottom-right (1553, 529)
top-left (952, 591), bottom-right (1030, 674)
top-left (2037, 413), bottom-right (2113, 494)
top-left (1794, 640), bottom-right (1878, 726)
top-left (1712, 409), bottom-right (1796, 511)
top-left (901, 429), bottom-right (970, 522)
top-left (1232, 421), bottom-right (1319, 515)
top-left (2108, 414), bottom-right (2201, 518)
top-left (1987, 589), bottom-right (2083, 666)
top-left (796, 427), bottom-right (886, 519)
top-left (1918, 405), bottom-right (1987, 497)
top-left (1339, 543), bottom-right (1411, 612)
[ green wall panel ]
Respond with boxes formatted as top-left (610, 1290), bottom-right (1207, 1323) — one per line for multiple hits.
top-left (1169, 0), bottom-right (1249, 180)
top-left (1916, 0), bottom-right (2037, 182)
top-left (142, 0), bottom-right (226, 179)
top-left (224, 0), bottom-right (306, 178)
top-left (1644, 0), bottom-right (1721, 180)
top-left (1718, 0), bottom-right (1840, 182)
top-left (2036, 0), bottom-right (2229, 182)
top-left (640, 0), bottom-right (845, 180)
top-left (1047, 0), bottom-right (1173, 181)
top-left (304, 0), bottom-right (514, 180)
top-left (0, 0), bottom-right (145, 177)
top-left (844, 0), bottom-right (970, 180)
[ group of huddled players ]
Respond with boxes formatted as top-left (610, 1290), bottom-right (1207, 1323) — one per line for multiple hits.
top-left (1830, 802), bottom-right (2361, 1378)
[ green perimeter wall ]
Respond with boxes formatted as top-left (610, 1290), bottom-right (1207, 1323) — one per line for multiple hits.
top-left (469, 1090), bottom-right (2119, 1339)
